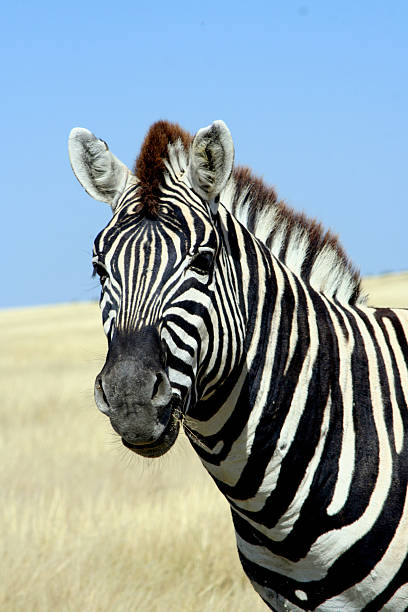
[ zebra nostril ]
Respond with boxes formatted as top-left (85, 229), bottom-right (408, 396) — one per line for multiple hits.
top-left (97, 377), bottom-right (110, 407)
top-left (151, 372), bottom-right (163, 400)
top-left (94, 376), bottom-right (111, 416)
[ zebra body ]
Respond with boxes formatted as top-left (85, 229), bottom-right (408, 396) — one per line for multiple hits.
top-left (69, 120), bottom-right (408, 611)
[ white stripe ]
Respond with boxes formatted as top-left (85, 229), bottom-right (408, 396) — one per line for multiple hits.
top-left (232, 270), bottom-right (320, 513)
top-left (381, 583), bottom-right (408, 611)
top-left (325, 299), bottom-right (356, 516)
top-left (383, 317), bottom-right (406, 454)
top-left (201, 243), bottom-right (274, 485)
top-left (321, 483), bottom-right (408, 610)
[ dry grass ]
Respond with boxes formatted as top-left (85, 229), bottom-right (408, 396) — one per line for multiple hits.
top-left (362, 271), bottom-right (408, 308)
top-left (1, 304), bottom-right (263, 611)
top-left (1, 273), bottom-right (406, 611)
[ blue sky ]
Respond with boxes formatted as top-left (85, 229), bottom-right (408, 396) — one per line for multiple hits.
top-left (2, 1), bottom-right (407, 308)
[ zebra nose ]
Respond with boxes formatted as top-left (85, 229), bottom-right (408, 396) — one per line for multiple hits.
top-left (94, 364), bottom-right (172, 416)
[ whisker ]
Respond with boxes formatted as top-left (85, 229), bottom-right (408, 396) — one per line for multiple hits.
top-left (174, 411), bottom-right (209, 451)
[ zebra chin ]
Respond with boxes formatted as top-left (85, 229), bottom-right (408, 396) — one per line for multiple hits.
top-left (120, 397), bottom-right (182, 458)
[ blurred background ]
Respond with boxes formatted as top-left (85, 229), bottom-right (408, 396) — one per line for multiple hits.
top-left (1, 2), bottom-right (407, 610)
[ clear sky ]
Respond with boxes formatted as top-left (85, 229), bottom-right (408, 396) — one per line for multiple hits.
top-left (2, 1), bottom-right (407, 308)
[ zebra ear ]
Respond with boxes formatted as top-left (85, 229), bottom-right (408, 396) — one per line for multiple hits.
top-left (188, 120), bottom-right (234, 214)
top-left (68, 128), bottom-right (131, 209)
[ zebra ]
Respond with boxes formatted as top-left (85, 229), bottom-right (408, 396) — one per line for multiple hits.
top-left (68, 119), bottom-right (408, 611)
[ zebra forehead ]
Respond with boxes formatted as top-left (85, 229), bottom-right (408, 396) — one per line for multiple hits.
top-left (134, 120), bottom-right (192, 218)
top-left (94, 200), bottom-right (213, 260)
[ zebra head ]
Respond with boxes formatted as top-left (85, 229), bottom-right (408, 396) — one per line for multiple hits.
top-left (69, 121), bottom-right (243, 457)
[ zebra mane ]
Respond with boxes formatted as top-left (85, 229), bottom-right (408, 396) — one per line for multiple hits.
top-left (224, 167), bottom-right (365, 305)
top-left (135, 121), bottom-right (365, 305)
top-left (134, 120), bottom-right (192, 218)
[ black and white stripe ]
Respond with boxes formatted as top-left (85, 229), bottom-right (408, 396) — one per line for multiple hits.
top-left (69, 121), bottom-right (408, 611)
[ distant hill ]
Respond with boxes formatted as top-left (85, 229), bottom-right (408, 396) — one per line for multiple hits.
top-left (362, 271), bottom-right (408, 308)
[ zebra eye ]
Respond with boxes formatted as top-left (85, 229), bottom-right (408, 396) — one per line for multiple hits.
top-left (93, 262), bottom-right (108, 284)
top-left (189, 251), bottom-right (213, 276)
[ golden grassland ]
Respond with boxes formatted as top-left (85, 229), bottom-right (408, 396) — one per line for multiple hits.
top-left (1, 272), bottom-right (407, 611)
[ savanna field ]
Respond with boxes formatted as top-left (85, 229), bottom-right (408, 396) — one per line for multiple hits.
top-left (2, 272), bottom-right (407, 612)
